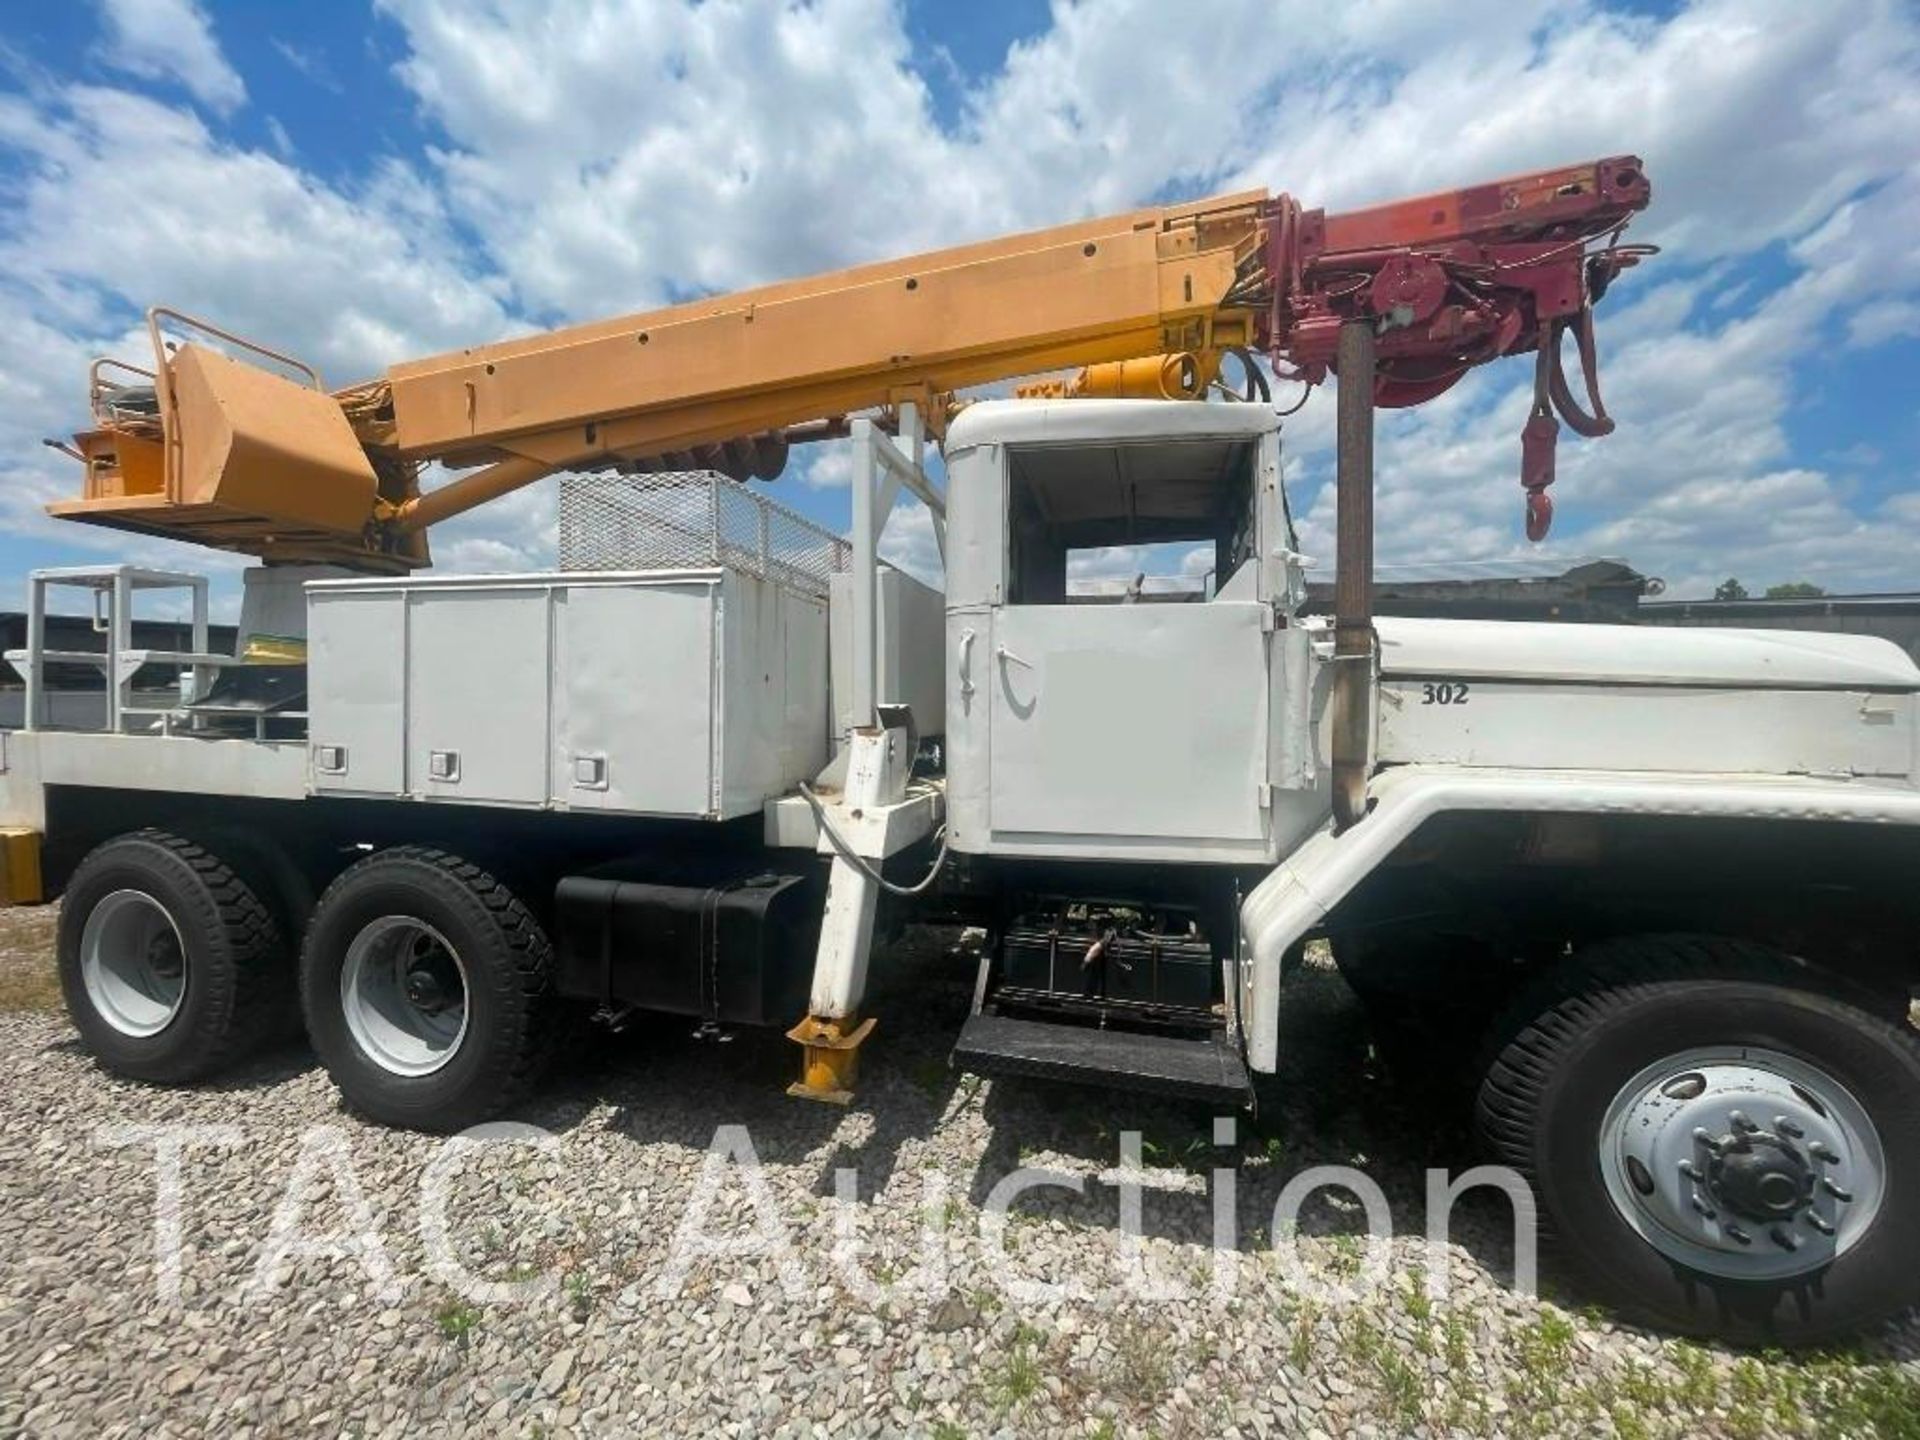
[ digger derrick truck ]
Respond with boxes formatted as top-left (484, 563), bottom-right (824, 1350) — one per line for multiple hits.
top-left (6, 154), bottom-right (1920, 1343)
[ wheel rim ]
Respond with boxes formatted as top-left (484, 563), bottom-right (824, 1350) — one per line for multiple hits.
top-left (340, 917), bottom-right (470, 1077)
top-left (80, 889), bottom-right (188, 1037)
top-left (1598, 1045), bottom-right (1885, 1281)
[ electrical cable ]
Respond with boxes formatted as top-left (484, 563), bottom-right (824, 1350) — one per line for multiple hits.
top-left (798, 781), bottom-right (952, 896)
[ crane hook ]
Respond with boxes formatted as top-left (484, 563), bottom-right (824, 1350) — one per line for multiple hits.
top-left (1517, 305), bottom-right (1615, 541)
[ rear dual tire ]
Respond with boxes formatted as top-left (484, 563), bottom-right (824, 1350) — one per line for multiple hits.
top-left (300, 847), bottom-right (560, 1133)
top-left (58, 830), bottom-right (289, 1083)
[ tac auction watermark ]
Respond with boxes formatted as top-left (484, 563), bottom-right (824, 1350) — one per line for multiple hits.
top-left (96, 1118), bottom-right (1537, 1312)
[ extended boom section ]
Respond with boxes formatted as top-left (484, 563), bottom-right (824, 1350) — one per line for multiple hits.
top-left (48, 157), bottom-right (1647, 568)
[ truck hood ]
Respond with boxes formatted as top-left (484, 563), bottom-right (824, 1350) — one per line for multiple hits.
top-left (1374, 616), bottom-right (1920, 691)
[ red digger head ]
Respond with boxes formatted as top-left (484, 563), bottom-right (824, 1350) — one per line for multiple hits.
top-left (1249, 156), bottom-right (1653, 539)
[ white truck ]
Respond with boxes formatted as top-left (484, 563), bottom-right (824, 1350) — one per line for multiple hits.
top-left (7, 394), bottom-right (1919, 1346)
top-left (8, 157), bottom-right (1919, 1343)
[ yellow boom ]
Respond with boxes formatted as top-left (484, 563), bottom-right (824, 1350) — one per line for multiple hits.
top-left (52, 189), bottom-right (1269, 571)
top-left (46, 157), bottom-right (1649, 570)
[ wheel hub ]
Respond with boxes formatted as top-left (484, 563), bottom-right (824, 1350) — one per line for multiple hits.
top-left (340, 917), bottom-right (470, 1078)
top-left (404, 963), bottom-right (451, 1012)
top-left (80, 889), bottom-right (189, 1038)
top-left (1705, 1130), bottom-right (1814, 1223)
top-left (1598, 1047), bottom-right (1883, 1281)
top-left (145, 932), bottom-right (185, 981)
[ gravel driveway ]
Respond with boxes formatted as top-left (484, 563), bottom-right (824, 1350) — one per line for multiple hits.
top-left (2, 905), bottom-right (1916, 1438)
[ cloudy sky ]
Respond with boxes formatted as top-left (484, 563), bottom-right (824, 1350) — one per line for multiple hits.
top-left (0, 0), bottom-right (1915, 613)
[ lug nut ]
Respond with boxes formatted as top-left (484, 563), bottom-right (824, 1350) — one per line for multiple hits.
top-left (1805, 1210), bottom-right (1835, 1236)
top-left (1821, 1178), bottom-right (1853, 1203)
top-left (1725, 1224), bottom-right (1752, 1245)
top-left (1692, 1128), bottom-right (1723, 1153)
top-left (1809, 1141), bottom-right (1840, 1164)
top-left (1770, 1226), bottom-right (1801, 1251)
top-left (1730, 1110), bottom-right (1758, 1133)
top-left (1773, 1116), bottom-right (1804, 1139)
top-left (1690, 1193), bottom-right (1717, 1219)
top-left (1678, 1159), bottom-right (1704, 1181)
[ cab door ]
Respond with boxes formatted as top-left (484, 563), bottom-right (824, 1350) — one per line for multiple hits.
top-left (986, 600), bottom-right (1270, 843)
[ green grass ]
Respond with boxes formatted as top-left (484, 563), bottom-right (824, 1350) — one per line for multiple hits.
top-left (1478, 1328), bottom-right (1920, 1440)
top-left (1287, 1302), bottom-right (1315, 1371)
top-left (565, 1270), bottom-right (593, 1320)
top-left (988, 1322), bottom-right (1045, 1414)
top-left (1346, 1313), bottom-right (1426, 1430)
top-left (434, 1298), bottom-right (480, 1345)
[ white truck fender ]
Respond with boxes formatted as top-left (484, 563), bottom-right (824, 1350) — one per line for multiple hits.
top-left (1238, 764), bottom-right (1920, 1073)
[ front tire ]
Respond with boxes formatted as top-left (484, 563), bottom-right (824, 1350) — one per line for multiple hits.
top-left (1475, 935), bottom-right (1920, 1346)
top-left (58, 830), bottom-right (288, 1082)
top-left (300, 847), bottom-right (559, 1132)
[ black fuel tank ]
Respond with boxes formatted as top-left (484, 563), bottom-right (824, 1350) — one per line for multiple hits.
top-left (554, 861), bottom-right (824, 1027)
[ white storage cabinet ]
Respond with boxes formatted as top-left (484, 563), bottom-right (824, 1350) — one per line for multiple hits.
top-left (306, 569), bottom-right (828, 819)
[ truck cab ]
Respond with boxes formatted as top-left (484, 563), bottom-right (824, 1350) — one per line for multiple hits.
top-left (942, 399), bottom-right (1327, 865)
top-left (932, 400), bottom-right (1334, 1105)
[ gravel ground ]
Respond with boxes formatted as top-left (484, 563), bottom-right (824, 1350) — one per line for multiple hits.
top-left (2, 904), bottom-right (1917, 1438)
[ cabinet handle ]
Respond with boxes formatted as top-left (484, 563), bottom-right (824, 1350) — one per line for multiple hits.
top-left (958, 628), bottom-right (976, 697)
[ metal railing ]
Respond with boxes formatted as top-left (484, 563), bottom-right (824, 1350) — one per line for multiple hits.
top-left (557, 471), bottom-right (852, 599)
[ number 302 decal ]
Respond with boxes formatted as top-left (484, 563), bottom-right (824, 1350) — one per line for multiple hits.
top-left (1420, 681), bottom-right (1471, 705)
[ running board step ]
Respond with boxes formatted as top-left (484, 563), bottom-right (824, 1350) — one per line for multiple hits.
top-left (952, 1013), bottom-right (1253, 1106)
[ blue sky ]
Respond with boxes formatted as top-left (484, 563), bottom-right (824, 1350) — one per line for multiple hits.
top-left (0, 0), bottom-right (1915, 616)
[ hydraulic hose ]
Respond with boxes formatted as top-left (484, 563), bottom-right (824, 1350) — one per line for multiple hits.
top-left (797, 781), bottom-right (952, 896)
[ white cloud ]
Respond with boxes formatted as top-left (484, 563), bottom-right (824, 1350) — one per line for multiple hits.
top-left (0, 80), bottom-right (515, 601)
top-left (0, 88), bottom-right (512, 384)
top-left (875, 496), bottom-right (942, 588)
top-left (270, 38), bottom-right (343, 94)
top-left (1, 0), bottom-right (1916, 611)
top-left (93, 0), bottom-right (247, 116)
top-left (800, 447), bottom-right (853, 490)
top-left (1230, 0), bottom-right (1920, 598)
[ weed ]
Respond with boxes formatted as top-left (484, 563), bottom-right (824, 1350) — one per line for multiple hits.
top-left (1442, 1311), bottom-right (1471, 1372)
top-left (434, 1298), bottom-right (480, 1345)
top-left (1505, 1308), bottom-right (1577, 1427)
top-left (1342, 1313), bottom-right (1423, 1430)
top-left (1374, 1347), bottom-right (1424, 1431)
top-left (1187, 1327), bottom-right (1219, 1368)
top-left (1346, 1314), bottom-right (1382, 1364)
top-left (1812, 1360), bottom-right (1920, 1437)
top-left (1613, 1359), bottom-right (1669, 1411)
top-left (1287, 1303), bottom-right (1315, 1371)
top-left (1323, 1232), bottom-right (1363, 1280)
top-left (988, 1322), bottom-right (1045, 1413)
top-left (1442, 1390), bottom-right (1486, 1437)
top-left (1112, 1317), bottom-right (1173, 1404)
top-left (565, 1270), bottom-right (592, 1321)
top-left (1669, 1341), bottom-right (1719, 1411)
top-left (1402, 1274), bottom-right (1433, 1327)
